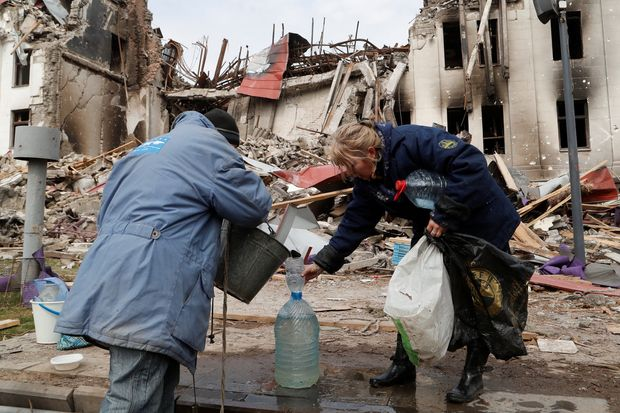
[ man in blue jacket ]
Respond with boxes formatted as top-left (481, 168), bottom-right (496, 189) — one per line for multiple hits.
top-left (56, 110), bottom-right (272, 412)
top-left (303, 120), bottom-right (520, 403)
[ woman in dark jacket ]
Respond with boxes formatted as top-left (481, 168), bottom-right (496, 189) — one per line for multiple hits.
top-left (303, 120), bottom-right (520, 403)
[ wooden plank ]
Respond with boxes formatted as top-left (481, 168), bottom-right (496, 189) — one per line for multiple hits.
top-left (0, 319), bottom-right (20, 330)
top-left (512, 222), bottom-right (548, 249)
top-left (493, 153), bottom-right (518, 193)
top-left (213, 312), bottom-right (397, 332)
top-left (517, 160), bottom-right (608, 216)
top-left (69, 139), bottom-right (139, 172)
top-left (510, 240), bottom-right (555, 259)
top-left (530, 273), bottom-right (620, 297)
top-left (526, 195), bottom-right (571, 228)
top-left (271, 188), bottom-right (353, 209)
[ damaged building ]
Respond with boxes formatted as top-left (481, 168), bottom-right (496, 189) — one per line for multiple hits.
top-left (163, 1), bottom-right (620, 181)
top-left (408, 0), bottom-right (620, 179)
top-left (0, 0), bottom-right (166, 156)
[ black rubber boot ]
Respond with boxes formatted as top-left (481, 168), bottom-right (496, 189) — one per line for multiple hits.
top-left (369, 334), bottom-right (416, 388)
top-left (446, 339), bottom-right (490, 403)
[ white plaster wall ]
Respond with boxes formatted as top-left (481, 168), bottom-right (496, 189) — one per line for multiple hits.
top-left (408, 1), bottom-right (620, 178)
top-left (271, 86), bottom-right (330, 141)
top-left (600, 0), bottom-right (620, 173)
top-left (0, 43), bottom-right (45, 154)
top-left (530, 0), bottom-right (617, 177)
top-left (504, 2), bottom-right (541, 175)
top-left (410, 22), bottom-right (443, 126)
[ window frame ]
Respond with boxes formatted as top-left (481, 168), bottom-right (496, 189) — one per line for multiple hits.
top-left (551, 11), bottom-right (583, 61)
top-left (10, 109), bottom-right (31, 148)
top-left (481, 104), bottom-right (505, 154)
top-left (442, 21), bottom-right (463, 70)
top-left (557, 99), bottom-right (589, 150)
top-left (13, 50), bottom-right (32, 87)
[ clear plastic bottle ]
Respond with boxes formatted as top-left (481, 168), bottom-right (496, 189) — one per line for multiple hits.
top-left (393, 169), bottom-right (447, 210)
top-left (274, 254), bottom-right (320, 388)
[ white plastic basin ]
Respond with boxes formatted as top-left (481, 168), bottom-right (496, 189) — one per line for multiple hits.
top-left (50, 353), bottom-right (83, 371)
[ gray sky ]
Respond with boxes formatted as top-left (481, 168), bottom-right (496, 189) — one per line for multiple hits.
top-left (148, 0), bottom-right (424, 78)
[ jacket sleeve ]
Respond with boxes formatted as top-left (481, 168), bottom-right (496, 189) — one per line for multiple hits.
top-left (209, 155), bottom-right (272, 228)
top-left (397, 127), bottom-right (493, 229)
top-left (314, 183), bottom-right (384, 273)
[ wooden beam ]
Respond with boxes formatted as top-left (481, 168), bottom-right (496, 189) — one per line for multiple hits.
top-left (526, 195), bottom-right (571, 228)
top-left (493, 153), bottom-right (518, 193)
top-left (512, 222), bottom-right (549, 249)
top-left (517, 160), bottom-right (608, 216)
top-left (69, 139), bottom-right (140, 172)
top-left (0, 319), bottom-right (20, 330)
top-left (213, 312), bottom-right (396, 332)
top-left (212, 38), bottom-right (228, 84)
top-left (271, 188), bottom-right (353, 209)
top-left (11, 21), bottom-right (41, 55)
top-left (465, 0), bottom-right (493, 80)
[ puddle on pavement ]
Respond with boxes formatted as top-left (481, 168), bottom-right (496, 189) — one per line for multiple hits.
top-left (182, 352), bottom-right (609, 413)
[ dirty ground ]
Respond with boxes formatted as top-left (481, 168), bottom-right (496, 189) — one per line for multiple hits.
top-left (1, 272), bottom-right (618, 412)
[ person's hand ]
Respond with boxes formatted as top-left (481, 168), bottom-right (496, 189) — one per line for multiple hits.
top-left (302, 263), bottom-right (324, 283)
top-left (426, 218), bottom-right (446, 237)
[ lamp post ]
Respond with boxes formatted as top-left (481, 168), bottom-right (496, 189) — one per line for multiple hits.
top-left (13, 126), bottom-right (61, 300)
top-left (532, 0), bottom-right (585, 263)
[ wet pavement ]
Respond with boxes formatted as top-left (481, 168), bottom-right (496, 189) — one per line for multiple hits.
top-left (0, 332), bottom-right (612, 412)
top-left (174, 350), bottom-right (610, 412)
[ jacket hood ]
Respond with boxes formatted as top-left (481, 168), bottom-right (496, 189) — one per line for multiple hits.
top-left (171, 111), bottom-right (215, 130)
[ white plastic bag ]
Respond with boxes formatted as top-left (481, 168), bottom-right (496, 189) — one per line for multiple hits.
top-left (383, 237), bottom-right (454, 363)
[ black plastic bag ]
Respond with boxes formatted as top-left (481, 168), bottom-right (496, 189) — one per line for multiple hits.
top-left (432, 233), bottom-right (535, 360)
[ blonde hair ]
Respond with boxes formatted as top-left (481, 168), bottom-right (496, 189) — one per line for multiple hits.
top-left (328, 121), bottom-right (383, 173)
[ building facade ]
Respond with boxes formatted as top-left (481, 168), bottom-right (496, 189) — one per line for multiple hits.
top-left (408, 0), bottom-right (620, 178)
top-left (0, 0), bottom-right (166, 157)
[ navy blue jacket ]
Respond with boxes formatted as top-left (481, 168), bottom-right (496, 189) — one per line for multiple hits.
top-left (314, 123), bottom-right (520, 273)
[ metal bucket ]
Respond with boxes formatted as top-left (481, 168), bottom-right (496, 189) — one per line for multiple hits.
top-left (215, 224), bottom-right (289, 304)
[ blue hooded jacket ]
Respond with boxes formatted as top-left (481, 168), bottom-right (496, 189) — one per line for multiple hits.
top-left (55, 111), bottom-right (272, 371)
top-left (314, 123), bottom-right (520, 273)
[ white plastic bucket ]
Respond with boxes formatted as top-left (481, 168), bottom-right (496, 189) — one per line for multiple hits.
top-left (30, 300), bottom-right (64, 344)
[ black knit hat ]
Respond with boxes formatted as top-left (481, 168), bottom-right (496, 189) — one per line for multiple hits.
top-left (205, 108), bottom-right (240, 146)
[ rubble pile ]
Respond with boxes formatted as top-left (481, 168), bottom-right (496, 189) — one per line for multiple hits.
top-left (2, 134), bottom-right (619, 281)
top-left (240, 128), bottom-right (328, 171)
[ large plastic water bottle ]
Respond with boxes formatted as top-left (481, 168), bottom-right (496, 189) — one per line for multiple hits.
top-left (274, 254), bottom-right (320, 388)
top-left (393, 169), bottom-right (447, 210)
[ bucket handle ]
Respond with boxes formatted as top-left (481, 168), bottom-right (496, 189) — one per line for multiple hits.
top-left (38, 303), bottom-right (61, 316)
top-left (264, 220), bottom-right (276, 236)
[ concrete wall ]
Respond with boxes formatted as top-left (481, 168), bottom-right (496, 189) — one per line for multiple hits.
top-left (59, 59), bottom-right (126, 156)
top-left (409, 0), bottom-right (620, 178)
top-left (0, 45), bottom-right (45, 154)
top-left (0, 0), bottom-right (165, 157)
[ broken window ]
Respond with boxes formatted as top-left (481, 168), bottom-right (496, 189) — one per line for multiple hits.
top-left (481, 105), bottom-right (505, 154)
top-left (110, 34), bottom-right (126, 72)
top-left (10, 109), bottom-right (30, 148)
top-left (447, 107), bottom-right (469, 135)
top-left (557, 99), bottom-right (589, 149)
top-left (477, 19), bottom-right (498, 66)
top-left (443, 21), bottom-right (462, 69)
top-left (395, 110), bottom-right (411, 126)
top-left (14, 50), bottom-right (31, 87)
top-left (551, 11), bottom-right (583, 60)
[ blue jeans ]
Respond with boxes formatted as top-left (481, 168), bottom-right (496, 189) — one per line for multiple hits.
top-left (100, 346), bottom-right (180, 413)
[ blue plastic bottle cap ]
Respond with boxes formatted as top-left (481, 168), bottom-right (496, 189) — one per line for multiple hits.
top-left (291, 291), bottom-right (302, 300)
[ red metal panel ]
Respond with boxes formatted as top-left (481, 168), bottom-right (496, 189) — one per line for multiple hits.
top-left (238, 35), bottom-right (290, 100)
top-left (530, 273), bottom-right (620, 297)
top-left (273, 165), bottom-right (344, 189)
